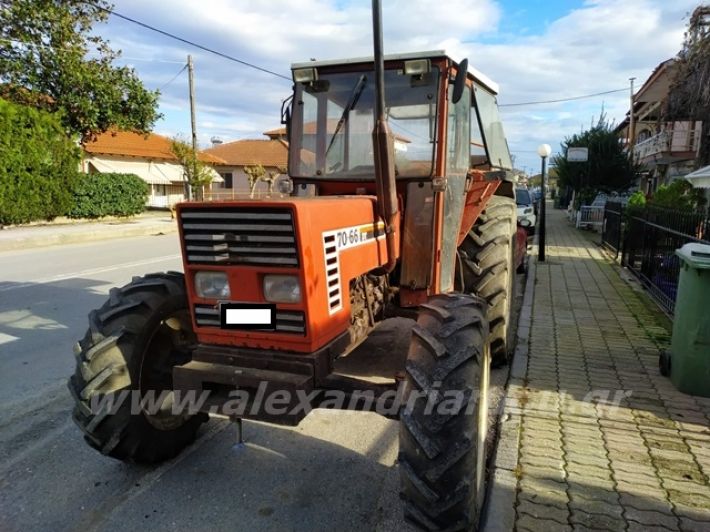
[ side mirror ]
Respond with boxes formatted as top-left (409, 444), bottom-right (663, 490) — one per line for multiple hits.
top-left (281, 94), bottom-right (293, 142)
top-left (452, 58), bottom-right (468, 104)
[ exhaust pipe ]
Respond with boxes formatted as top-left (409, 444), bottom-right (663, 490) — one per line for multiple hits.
top-left (371, 0), bottom-right (399, 273)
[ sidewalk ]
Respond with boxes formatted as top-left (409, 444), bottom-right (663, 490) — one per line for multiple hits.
top-left (0, 211), bottom-right (177, 252)
top-left (485, 206), bottom-right (710, 532)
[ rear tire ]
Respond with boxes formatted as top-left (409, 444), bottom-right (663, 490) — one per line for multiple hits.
top-left (399, 293), bottom-right (490, 531)
top-left (68, 272), bottom-right (207, 464)
top-left (456, 195), bottom-right (516, 367)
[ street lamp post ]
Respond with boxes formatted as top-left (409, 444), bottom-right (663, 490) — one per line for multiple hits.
top-left (537, 143), bottom-right (552, 262)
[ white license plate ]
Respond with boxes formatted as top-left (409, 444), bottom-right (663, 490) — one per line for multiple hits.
top-left (220, 303), bottom-right (276, 330)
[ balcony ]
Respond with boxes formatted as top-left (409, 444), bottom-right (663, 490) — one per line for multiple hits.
top-left (633, 122), bottom-right (702, 164)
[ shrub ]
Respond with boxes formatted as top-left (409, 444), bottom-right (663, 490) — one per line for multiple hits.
top-left (68, 172), bottom-right (148, 218)
top-left (650, 179), bottom-right (706, 211)
top-left (0, 98), bottom-right (80, 225)
top-left (627, 191), bottom-right (647, 208)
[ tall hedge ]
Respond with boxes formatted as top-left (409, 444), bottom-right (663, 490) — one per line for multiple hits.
top-left (68, 172), bottom-right (148, 218)
top-left (0, 98), bottom-right (80, 225)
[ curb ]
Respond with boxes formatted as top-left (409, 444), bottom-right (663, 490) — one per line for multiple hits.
top-left (0, 221), bottom-right (178, 252)
top-left (481, 246), bottom-right (537, 532)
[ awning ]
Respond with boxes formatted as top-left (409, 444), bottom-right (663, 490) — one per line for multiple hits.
top-left (87, 158), bottom-right (172, 185)
top-left (685, 165), bottom-right (710, 189)
top-left (150, 161), bottom-right (224, 183)
top-left (86, 158), bottom-right (223, 184)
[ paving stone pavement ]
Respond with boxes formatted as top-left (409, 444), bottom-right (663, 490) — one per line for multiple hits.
top-left (484, 206), bottom-right (710, 532)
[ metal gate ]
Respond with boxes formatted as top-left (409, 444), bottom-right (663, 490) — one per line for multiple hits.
top-left (601, 201), bottom-right (624, 258)
top-left (621, 206), bottom-right (710, 315)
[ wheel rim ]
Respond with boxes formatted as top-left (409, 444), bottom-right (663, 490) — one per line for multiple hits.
top-left (475, 341), bottom-right (491, 512)
top-left (139, 309), bottom-right (195, 430)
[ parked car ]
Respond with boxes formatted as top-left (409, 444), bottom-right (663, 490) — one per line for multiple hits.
top-left (530, 187), bottom-right (541, 215)
top-left (515, 218), bottom-right (532, 272)
top-left (516, 187), bottom-right (536, 234)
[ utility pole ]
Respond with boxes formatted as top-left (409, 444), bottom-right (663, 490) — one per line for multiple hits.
top-left (187, 54), bottom-right (197, 200)
top-left (628, 77), bottom-right (636, 155)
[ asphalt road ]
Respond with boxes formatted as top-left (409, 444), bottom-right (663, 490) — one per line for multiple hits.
top-left (0, 233), bottom-right (520, 531)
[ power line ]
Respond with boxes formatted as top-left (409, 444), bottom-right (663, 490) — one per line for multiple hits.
top-left (499, 88), bottom-right (627, 107)
top-left (3, 36), bottom-right (191, 92)
top-left (159, 63), bottom-right (187, 90)
top-left (82, 1), bottom-right (291, 81)
top-left (1, 38), bottom-right (186, 65)
top-left (9, 6), bottom-right (633, 114)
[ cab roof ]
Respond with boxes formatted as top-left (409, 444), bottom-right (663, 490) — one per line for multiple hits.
top-left (291, 50), bottom-right (499, 95)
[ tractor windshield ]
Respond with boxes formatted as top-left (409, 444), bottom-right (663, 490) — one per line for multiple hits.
top-left (289, 67), bottom-right (440, 179)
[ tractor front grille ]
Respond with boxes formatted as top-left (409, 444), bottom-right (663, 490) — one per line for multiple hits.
top-left (180, 208), bottom-right (298, 267)
top-left (193, 304), bottom-right (306, 335)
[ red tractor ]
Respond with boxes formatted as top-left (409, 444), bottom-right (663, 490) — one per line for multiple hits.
top-left (69, 4), bottom-right (525, 529)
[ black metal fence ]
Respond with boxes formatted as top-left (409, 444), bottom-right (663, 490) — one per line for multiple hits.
top-left (601, 201), bottom-right (624, 258)
top-left (614, 205), bottom-right (710, 315)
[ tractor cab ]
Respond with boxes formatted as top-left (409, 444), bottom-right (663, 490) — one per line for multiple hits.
top-left (286, 51), bottom-right (513, 185)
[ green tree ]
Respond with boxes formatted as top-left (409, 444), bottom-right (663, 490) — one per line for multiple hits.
top-left (0, 0), bottom-right (161, 141)
top-left (553, 114), bottom-right (640, 198)
top-left (0, 98), bottom-right (79, 225)
top-left (171, 138), bottom-right (214, 200)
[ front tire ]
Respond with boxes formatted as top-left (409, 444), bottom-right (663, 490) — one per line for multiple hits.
top-left (456, 195), bottom-right (516, 367)
top-left (399, 294), bottom-right (490, 531)
top-left (68, 272), bottom-right (207, 464)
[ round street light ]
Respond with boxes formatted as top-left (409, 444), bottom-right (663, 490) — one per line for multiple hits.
top-left (537, 144), bottom-right (551, 262)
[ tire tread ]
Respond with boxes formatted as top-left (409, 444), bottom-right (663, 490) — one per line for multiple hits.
top-left (456, 195), bottom-right (516, 366)
top-left (399, 293), bottom-right (489, 530)
top-left (68, 272), bottom-right (206, 464)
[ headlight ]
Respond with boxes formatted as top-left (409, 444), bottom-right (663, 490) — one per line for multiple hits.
top-left (525, 207), bottom-right (533, 214)
top-left (263, 275), bottom-right (301, 303)
top-left (194, 271), bottom-right (230, 299)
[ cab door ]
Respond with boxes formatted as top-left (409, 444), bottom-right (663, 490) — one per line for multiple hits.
top-left (438, 83), bottom-right (471, 292)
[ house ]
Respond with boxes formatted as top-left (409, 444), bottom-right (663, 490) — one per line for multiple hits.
top-left (203, 132), bottom-right (289, 198)
top-left (82, 130), bottom-right (226, 207)
top-left (616, 59), bottom-right (703, 194)
top-left (264, 123), bottom-right (411, 160)
top-left (204, 123), bottom-right (412, 198)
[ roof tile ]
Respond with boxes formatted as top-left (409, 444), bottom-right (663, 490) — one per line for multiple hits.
top-left (83, 130), bottom-right (226, 164)
top-left (203, 139), bottom-right (288, 167)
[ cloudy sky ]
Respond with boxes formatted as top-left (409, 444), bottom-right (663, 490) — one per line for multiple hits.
top-left (98, 0), bottom-right (701, 173)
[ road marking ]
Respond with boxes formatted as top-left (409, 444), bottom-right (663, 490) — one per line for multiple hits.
top-left (0, 254), bottom-right (182, 292)
top-left (0, 332), bottom-right (19, 345)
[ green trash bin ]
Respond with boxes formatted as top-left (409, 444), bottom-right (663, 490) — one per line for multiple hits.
top-left (667, 242), bottom-right (710, 396)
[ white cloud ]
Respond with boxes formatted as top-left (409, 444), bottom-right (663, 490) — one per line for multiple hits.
top-left (100, 0), bottom-right (700, 171)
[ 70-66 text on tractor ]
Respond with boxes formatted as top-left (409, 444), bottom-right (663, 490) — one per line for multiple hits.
top-left (68, 3), bottom-right (525, 529)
